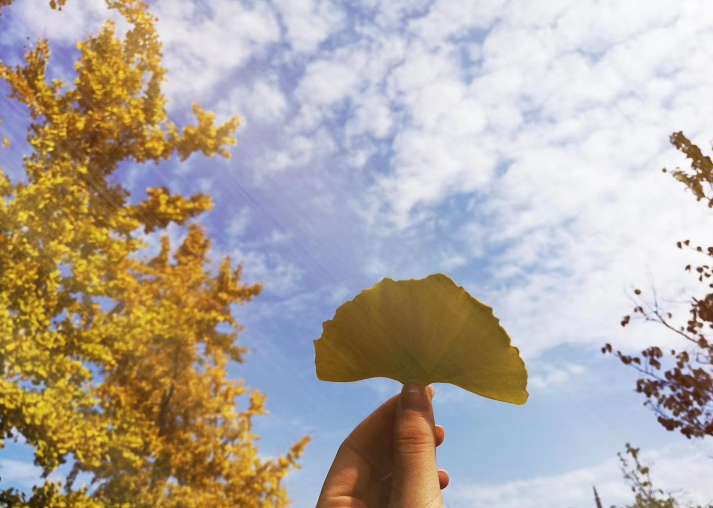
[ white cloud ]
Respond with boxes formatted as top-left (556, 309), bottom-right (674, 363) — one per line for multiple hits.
top-left (195, 178), bottom-right (212, 194)
top-left (226, 207), bottom-right (253, 239)
top-left (373, 126), bottom-right (495, 228)
top-left (2, 0), bottom-right (126, 45)
top-left (262, 0), bottom-right (713, 361)
top-left (444, 440), bottom-right (713, 508)
top-left (0, 459), bottom-right (65, 489)
top-left (406, 0), bottom-right (508, 43)
top-left (457, 221), bottom-right (488, 259)
top-left (272, 0), bottom-right (345, 54)
top-left (363, 256), bottom-right (389, 279)
top-left (541, 0), bottom-right (682, 51)
top-left (267, 230), bottom-right (292, 245)
top-left (2, 0), bottom-right (281, 110)
top-left (230, 248), bottom-right (304, 297)
top-left (529, 364), bottom-right (585, 390)
top-left (151, 0), bottom-right (280, 100)
top-left (439, 253), bottom-right (467, 271)
top-left (0, 459), bottom-right (42, 485)
top-left (261, 128), bottom-right (336, 172)
top-left (369, 0), bottom-right (432, 30)
top-left (222, 76), bottom-right (287, 126)
top-left (293, 38), bottom-right (404, 131)
top-left (295, 54), bottom-right (366, 117)
top-left (335, 0), bottom-right (713, 235)
top-left (386, 39), bottom-right (461, 97)
top-left (344, 93), bottom-right (395, 141)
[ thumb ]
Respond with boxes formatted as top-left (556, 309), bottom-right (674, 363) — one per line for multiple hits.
top-left (389, 382), bottom-right (443, 508)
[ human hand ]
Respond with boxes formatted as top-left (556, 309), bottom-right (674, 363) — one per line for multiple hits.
top-left (316, 382), bottom-right (448, 508)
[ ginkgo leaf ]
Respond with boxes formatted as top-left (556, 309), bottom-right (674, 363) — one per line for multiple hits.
top-left (314, 273), bottom-right (528, 405)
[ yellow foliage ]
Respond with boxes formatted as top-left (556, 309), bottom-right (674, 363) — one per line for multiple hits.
top-left (0, 1), bottom-right (308, 506)
top-left (314, 273), bottom-right (529, 404)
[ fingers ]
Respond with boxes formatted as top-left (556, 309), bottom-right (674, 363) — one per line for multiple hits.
top-left (428, 388), bottom-right (445, 448)
top-left (438, 470), bottom-right (450, 490)
top-left (318, 383), bottom-right (447, 508)
top-left (435, 424), bottom-right (445, 447)
top-left (319, 393), bottom-right (401, 501)
top-left (389, 382), bottom-right (444, 508)
top-left (379, 421), bottom-right (446, 483)
top-left (378, 468), bottom-right (450, 491)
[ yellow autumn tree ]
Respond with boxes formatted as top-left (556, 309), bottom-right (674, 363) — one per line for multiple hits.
top-left (0, 1), bottom-right (308, 507)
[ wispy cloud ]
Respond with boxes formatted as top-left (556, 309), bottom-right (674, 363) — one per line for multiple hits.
top-left (151, 0), bottom-right (280, 102)
top-left (0, 460), bottom-right (42, 486)
top-left (226, 207), bottom-right (253, 239)
top-left (529, 364), bottom-right (586, 390)
top-left (272, 0), bottom-right (345, 55)
top-left (221, 76), bottom-right (288, 127)
top-left (2, 0), bottom-right (126, 45)
top-left (444, 440), bottom-right (713, 508)
top-left (0, 459), bottom-right (66, 490)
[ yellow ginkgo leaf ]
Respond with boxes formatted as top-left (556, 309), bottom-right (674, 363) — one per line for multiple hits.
top-left (314, 273), bottom-right (528, 405)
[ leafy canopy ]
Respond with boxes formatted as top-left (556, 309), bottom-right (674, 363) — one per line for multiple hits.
top-left (0, 1), bottom-right (308, 507)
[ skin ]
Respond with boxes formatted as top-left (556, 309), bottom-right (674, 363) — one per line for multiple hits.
top-left (316, 383), bottom-right (448, 508)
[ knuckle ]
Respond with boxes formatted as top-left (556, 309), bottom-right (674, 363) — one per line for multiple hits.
top-left (394, 419), bottom-right (435, 455)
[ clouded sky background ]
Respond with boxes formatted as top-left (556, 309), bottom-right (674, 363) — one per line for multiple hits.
top-left (2, 0), bottom-right (713, 506)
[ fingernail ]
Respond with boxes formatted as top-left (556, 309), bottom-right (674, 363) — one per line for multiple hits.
top-left (401, 382), bottom-right (428, 412)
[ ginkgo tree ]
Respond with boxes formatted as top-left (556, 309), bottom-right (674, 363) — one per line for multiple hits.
top-left (604, 131), bottom-right (713, 440)
top-left (0, 1), bottom-right (308, 507)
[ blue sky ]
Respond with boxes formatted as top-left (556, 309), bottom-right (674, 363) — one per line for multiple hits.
top-left (2, 0), bottom-right (713, 506)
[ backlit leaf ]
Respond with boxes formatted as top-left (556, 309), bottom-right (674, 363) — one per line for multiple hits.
top-left (314, 273), bottom-right (529, 405)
